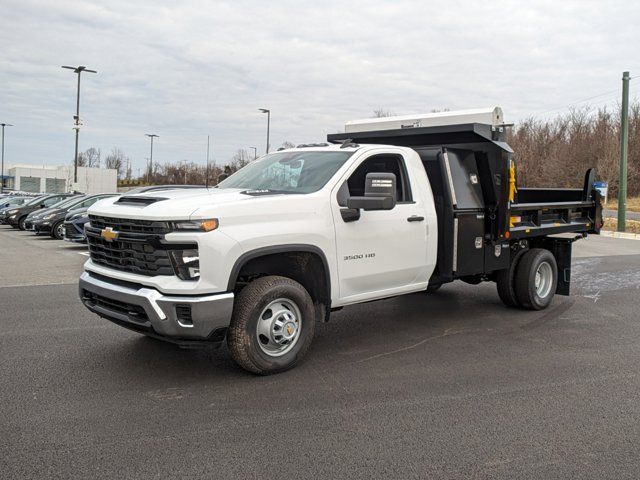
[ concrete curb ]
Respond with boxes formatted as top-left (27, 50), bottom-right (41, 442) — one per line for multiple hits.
top-left (600, 230), bottom-right (640, 241)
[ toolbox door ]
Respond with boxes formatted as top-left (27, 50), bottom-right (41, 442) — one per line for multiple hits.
top-left (453, 211), bottom-right (485, 276)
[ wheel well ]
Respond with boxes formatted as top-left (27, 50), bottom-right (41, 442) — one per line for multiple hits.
top-left (230, 250), bottom-right (331, 321)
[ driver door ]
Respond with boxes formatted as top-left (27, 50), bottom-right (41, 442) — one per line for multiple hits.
top-left (331, 150), bottom-right (429, 303)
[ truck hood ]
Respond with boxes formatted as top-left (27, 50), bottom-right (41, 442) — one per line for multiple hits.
top-left (87, 187), bottom-right (297, 220)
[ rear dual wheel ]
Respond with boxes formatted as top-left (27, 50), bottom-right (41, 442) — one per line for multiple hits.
top-left (496, 249), bottom-right (526, 307)
top-left (497, 248), bottom-right (558, 310)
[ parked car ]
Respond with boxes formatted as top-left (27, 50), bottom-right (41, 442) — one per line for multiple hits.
top-left (63, 194), bottom-right (120, 242)
top-left (24, 195), bottom-right (86, 232)
top-left (0, 196), bottom-right (35, 223)
top-left (6, 194), bottom-right (76, 230)
top-left (34, 194), bottom-right (118, 239)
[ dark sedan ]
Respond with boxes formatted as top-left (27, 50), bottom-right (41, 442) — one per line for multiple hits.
top-left (32, 194), bottom-right (117, 239)
top-left (6, 194), bottom-right (76, 230)
top-left (24, 195), bottom-right (86, 232)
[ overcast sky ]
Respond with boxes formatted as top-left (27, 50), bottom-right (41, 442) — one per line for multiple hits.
top-left (1, 0), bottom-right (639, 173)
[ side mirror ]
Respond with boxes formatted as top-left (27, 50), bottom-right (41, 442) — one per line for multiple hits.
top-left (347, 172), bottom-right (397, 211)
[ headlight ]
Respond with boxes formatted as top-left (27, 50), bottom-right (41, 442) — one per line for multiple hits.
top-left (169, 249), bottom-right (200, 280)
top-left (68, 212), bottom-right (86, 221)
top-left (42, 213), bottom-right (56, 220)
top-left (172, 219), bottom-right (218, 232)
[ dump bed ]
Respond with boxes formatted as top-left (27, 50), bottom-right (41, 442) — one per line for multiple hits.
top-left (328, 121), bottom-right (602, 284)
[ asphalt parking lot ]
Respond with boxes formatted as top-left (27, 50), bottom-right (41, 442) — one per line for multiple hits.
top-left (2, 226), bottom-right (640, 479)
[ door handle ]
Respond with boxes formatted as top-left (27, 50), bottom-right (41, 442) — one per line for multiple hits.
top-left (407, 216), bottom-right (425, 222)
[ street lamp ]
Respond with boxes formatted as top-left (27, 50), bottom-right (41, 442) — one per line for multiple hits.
top-left (249, 147), bottom-right (257, 160)
top-left (259, 108), bottom-right (270, 154)
top-left (1, 123), bottom-right (13, 194)
top-left (145, 134), bottom-right (159, 183)
top-left (61, 65), bottom-right (97, 185)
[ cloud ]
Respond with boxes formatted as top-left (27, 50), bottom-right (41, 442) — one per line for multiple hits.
top-left (1, 0), bottom-right (639, 171)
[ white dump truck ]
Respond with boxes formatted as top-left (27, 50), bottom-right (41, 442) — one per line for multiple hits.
top-left (79, 108), bottom-right (602, 374)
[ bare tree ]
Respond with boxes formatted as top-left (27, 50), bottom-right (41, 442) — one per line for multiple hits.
top-left (281, 141), bottom-right (296, 149)
top-left (228, 149), bottom-right (252, 172)
top-left (507, 102), bottom-right (640, 197)
top-left (104, 148), bottom-right (127, 179)
top-left (76, 147), bottom-right (101, 168)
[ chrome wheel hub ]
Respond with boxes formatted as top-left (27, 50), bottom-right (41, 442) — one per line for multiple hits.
top-left (535, 261), bottom-right (553, 298)
top-left (256, 298), bottom-right (302, 357)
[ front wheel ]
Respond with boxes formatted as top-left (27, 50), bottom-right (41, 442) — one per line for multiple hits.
top-left (227, 276), bottom-right (316, 375)
top-left (18, 216), bottom-right (27, 231)
top-left (514, 248), bottom-right (558, 310)
top-left (51, 221), bottom-right (65, 239)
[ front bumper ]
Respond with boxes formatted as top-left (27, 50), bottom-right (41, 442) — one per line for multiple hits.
top-left (64, 220), bottom-right (87, 242)
top-left (31, 220), bottom-right (51, 233)
top-left (79, 271), bottom-right (234, 345)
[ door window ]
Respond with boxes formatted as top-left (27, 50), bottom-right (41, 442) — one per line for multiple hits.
top-left (345, 154), bottom-right (412, 203)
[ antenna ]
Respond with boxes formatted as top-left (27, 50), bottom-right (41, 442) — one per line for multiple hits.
top-left (205, 135), bottom-right (210, 189)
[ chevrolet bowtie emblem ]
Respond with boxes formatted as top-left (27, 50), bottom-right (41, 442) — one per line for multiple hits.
top-left (100, 226), bottom-right (119, 242)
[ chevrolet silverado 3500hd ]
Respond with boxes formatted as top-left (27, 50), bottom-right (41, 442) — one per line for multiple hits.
top-left (79, 107), bottom-right (603, 374)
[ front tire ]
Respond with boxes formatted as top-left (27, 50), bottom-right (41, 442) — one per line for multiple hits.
top-left (227, 276), bottom-right (316, 375)
top-left (18, 216), bottom-right (27, 231)
top-left (51, 221), bottom-right (64, 239)
top-left (514, 248), bottom-right (558, 310)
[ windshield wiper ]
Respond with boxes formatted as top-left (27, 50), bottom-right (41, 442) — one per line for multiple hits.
top-left (239, 189), bottom-right (300, 196)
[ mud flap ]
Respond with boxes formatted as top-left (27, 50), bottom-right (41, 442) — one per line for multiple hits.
top-left (541, 237), bottom-right (573, 296)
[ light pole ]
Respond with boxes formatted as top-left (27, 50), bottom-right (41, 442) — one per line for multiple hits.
top-left (259, 108), bottom-right (270, 154)
top-left (1, 123), bottom-right (13, 194)
top-left (249, 147), bottom-right (257, 160)
top-left (61, 65), bottom-right (97, 185)
top-left (145, 134), bottom-right (159, 183)
top-left (618, 71), bottom-right (630, 232)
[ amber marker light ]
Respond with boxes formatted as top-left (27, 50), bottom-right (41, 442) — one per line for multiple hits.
top-left (201, 219), bottom-right (219, 231)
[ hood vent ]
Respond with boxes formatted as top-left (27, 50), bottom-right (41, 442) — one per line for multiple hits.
top-left (115, 196), bottom-right (168, 206)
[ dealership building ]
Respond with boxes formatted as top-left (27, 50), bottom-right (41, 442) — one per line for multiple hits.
top-left (1, 164), bottom-right (117, 194)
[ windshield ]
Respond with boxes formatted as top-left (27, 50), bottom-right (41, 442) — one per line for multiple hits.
top-left (58, 196), bottom-right (87, 210)
top-left (3, 197), bottom-right (26, 206)
top-left (25, 196), bottom-right (45, 206)
top-left (48, 196), bottom-right (82, 210)
top-left (217, 151), bottom-right (353, 194)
